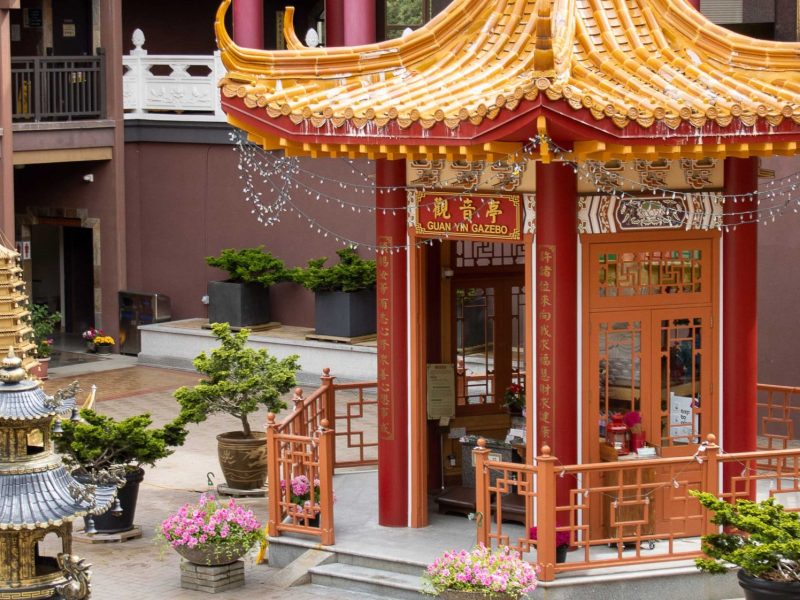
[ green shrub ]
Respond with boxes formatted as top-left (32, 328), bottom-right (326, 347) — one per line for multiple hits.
top-left (29, 303), bottom-right (61, 358)
top-left (174, 323), bottom-right (300, 437)
top-left (205, 246), bottom-right (289, 286)
top-left (292, 247), bottom-right (376, 293)
top-left (56, 410), bottom-right (188, 471)
top-left (690, 490), bottom-right (800, 582)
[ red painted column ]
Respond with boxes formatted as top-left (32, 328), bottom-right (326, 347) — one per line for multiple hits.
top-left (535, 162), bottom-right (578, 512)
top-left (343, 0), bottom-right (376, 46)
top-left (325, 0), bottom-right (345, 47)
top-left (376, 160), bottom-right (408, 526)
top-left (233, 0), bottom-right (264, 49)
top-left (722, 157), bottom-right (758, 491)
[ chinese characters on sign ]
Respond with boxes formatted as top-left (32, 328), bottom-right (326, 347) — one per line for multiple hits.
top-left (414, 192), bottom-right (521, 241)
top-left (537, 245), bottom-right (556, 450)
top-left (377, 236), bottom-right (394, 441)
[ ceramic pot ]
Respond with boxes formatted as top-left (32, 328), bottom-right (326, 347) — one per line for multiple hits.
top-left (88, 467), bottom-right (144, 534)
top-left (737, 570), bottom-right (800, 600)
top-left (28, 358), bottom-right (50, 380)
top-left (86, 341), bottom-right (95, 351)
top-left (556, 544), bottom-right (568, 563)
top-left (95, 344), bottom-right (112, 354)
top-left (174, 541), bottom-right (251, 566)
top-left (216, 431), bottom-right (267, 490)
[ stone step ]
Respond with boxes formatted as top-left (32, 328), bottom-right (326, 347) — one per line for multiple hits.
top-left (309, 562), bottom-right (430, 600)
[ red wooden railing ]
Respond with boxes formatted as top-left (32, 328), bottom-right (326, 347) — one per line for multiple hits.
top-left (757, 383), bottom-right (800, 451)
top-left (266, 369), bottom-right (377, 544)
top-left (475, 435), bottom-right (800, 582)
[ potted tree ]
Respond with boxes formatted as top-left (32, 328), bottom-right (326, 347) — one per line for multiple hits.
top-left (292, 246), bottom-right (377, 338)
top-left (174, 322), bottom-right (300, 490)
top-left (690, 490), bottom-right (800, 599)
top-left (56, 410), bottom-right (188, 534)
top-left (28, 303), bottom-right (62, 380)
top-left (206, 246), bottom-right (290, 328)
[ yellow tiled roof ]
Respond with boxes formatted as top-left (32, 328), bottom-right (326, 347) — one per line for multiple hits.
top-left (216, 0), bottom-right (800, 158)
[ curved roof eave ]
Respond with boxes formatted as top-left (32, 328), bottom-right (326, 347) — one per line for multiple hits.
top-left (217, 0), bottom-right (800, 161)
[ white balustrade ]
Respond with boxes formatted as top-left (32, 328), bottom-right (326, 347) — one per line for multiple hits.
top-left (123, 29), bottom-right (225, 121)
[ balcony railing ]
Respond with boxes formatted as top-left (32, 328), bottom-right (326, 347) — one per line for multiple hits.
top-left (122, 29), bottom-right (225, 122)
top-left (11, 55), bottom-right (106, 122)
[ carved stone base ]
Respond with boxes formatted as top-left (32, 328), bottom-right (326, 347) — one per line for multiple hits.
top-left (180, 560), bottom-right (244, 594)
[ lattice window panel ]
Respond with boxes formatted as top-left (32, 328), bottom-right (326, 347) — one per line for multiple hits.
top-left (597, 249), bottom-right (703, 299)
top-left (455, 240), bottom-right (525, 269)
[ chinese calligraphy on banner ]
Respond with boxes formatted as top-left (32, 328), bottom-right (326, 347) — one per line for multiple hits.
top-left (537, 245), bottom-right (556, 449)
top-left (377, 236), bottom-right (394, 441)
top-left (414, 191), bottom-right (521, 241)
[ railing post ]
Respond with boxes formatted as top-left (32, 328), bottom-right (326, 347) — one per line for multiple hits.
top-left (33, 56), bottom-right (42, 122)
top-left (293, 388), bottom-right (306, 437)
top-left (320, 367), bottom-right (335, 425)
top-left (318, 419), bottom-right (336, 545)
top-left (266, 413), bottom-right (281, 538)
top-left (213, 50), bottom-right (226, 119)
top-left (701, 433), bottom-right (720, 537)
top-left (535, 445), bottom-right (557, 582)
top-left (473, 438), bottom-right (491, 546)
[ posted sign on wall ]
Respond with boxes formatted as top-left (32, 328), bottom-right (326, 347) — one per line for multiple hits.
top-left (414, 191), bottom-right (522, 241)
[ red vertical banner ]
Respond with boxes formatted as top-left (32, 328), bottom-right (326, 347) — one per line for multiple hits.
top-left (536, 245), bottom-right (556, 450)
top-left (376, 237), bottom-right (394, 441)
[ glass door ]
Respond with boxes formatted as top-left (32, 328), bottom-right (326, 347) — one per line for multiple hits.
top-left (452, 278), bottom-right (524, 415)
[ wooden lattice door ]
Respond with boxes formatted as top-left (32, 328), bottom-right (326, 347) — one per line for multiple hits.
top-left (584, 232), bottom-right (718, 537)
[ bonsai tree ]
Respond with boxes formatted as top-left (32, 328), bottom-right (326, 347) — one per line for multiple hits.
top-left (174, 322), bottom-right (300, 437)
top-left (206, 246), bottom-right (290, 286)
top-left (29, 303), bottom-right (62, 358)
top-left (56, 410), bottom-right (189, 472)
top-left (690, 490), bottom-right (800, 582)
top-left (291, 246), bottom-right (376, 293)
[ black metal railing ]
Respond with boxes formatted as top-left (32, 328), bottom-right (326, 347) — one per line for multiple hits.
top-left (11, 55), bottom-right (106, 122)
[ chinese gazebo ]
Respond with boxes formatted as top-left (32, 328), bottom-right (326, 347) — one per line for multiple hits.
top-left (214, 0), bottom-right (800, 533)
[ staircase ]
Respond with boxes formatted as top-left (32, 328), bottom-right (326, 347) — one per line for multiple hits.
top-left (268, 536), bottom-right (743, 600)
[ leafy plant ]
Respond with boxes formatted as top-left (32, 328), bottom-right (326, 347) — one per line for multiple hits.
top-left (205, 246), bottom-right (289, 286)
top-left (30, 303), bottom-right (61, 358)
top-left (174, 322), bottom-right (300, 437)
top-left (690, 490), bottom-right (800, 582)
top-left (424, 544), bottom-right (538, 598)
top-left (56, 410), bottom-right (189, 471)
top-left (291, 246), bottom-right (376, 293)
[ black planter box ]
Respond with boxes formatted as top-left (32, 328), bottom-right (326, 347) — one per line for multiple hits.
top-left (314, 289), bottom-right (376, 338)
top-left (208, 280), bottom-right (270, 327)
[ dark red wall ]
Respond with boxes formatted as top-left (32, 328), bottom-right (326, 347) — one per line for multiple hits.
top-left (758, 156), bottom-right (800, 386)
top-left (124, 141), bottom-right (376, 325)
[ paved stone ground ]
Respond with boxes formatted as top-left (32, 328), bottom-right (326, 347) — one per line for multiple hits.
top-left (44, 360), bottom-right (377, 600)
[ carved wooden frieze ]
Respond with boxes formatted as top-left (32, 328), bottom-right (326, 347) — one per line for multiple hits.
top-left (578, 193), bottom-right (723, 234)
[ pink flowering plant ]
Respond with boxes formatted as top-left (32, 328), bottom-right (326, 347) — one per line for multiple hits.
top-left (159, 493), bottom-right (264, 564)
top-left (282, 475), bottom-right (321, 506)
top-left (424, 544), bottom-right (538, 599)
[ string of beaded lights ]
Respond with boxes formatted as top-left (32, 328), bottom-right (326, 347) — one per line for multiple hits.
top-left (234, 130), bottom-right (800, 247)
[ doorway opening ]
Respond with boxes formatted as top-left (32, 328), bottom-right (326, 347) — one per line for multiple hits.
top-left (30, 221), bottom-right (95, 335)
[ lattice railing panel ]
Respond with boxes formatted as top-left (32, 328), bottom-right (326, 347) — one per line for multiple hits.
top-left (331, 381), bottom-right (378, 468)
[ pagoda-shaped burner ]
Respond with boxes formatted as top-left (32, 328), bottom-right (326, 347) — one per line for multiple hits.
top-left (0, 245), bottom-right (37, 374)
top-left (0, 349), bottom-right (118, 600)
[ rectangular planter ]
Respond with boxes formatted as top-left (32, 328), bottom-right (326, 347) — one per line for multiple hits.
top-left (208, 280), bottom-right (270, 328)
top-left (314, 289), bottom-right (376, 338)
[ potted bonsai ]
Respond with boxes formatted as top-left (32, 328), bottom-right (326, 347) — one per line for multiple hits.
top-left (690, 490), bottom-right (800, 599)
top-left (206, 246), bottom-right (290, 327)
top-left (174, 322), bottom-right (300, 490)
top-left (292, 246), bottom-right (376, 338)
top-left (28, 303), bottom-right (62, 379)
top-left (56, 410), bottom-right (188, 534)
